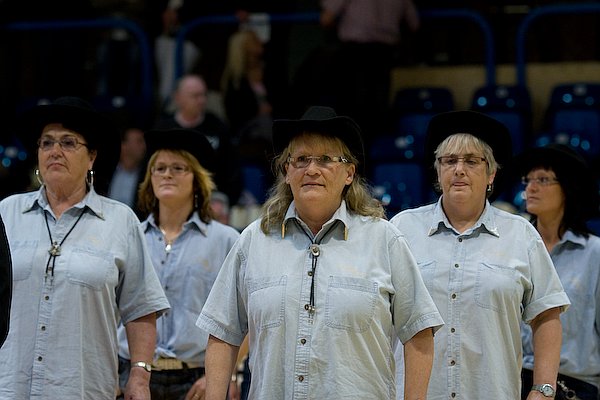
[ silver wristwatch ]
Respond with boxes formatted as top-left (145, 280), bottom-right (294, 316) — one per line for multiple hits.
top-left (131, 361), bottom-right (152, 372)
top-left (531, 383), bottom-right (555, 397)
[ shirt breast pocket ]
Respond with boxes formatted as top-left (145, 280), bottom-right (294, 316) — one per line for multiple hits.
top-left (10, 240), bottom-right (39, 281)
top-left (475, 262), bottom-right (517, 315)
top-left (417, 260), bottom-right (437, 292)
top-left (65, 247), bottom-right (113, 290)
top-left (248, 276), bottom-right (287, 330)
top-left (325, 276), bottom-right (378, 332)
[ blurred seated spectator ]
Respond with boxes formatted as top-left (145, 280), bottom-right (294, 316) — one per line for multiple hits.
top-left (108, 127), bottom-right (146, 217)
top-left (155, 74), bottom-right (243, 205)
top-left (221, 29), bottom-right (273, 168)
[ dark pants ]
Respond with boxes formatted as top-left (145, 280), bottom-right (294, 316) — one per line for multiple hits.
top-left (522, 368), bottom-right (599, 400)
top-left (118, 357), bottom-right (204, 400)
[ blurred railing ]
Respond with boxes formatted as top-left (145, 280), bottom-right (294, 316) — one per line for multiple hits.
top-left (516, 2), bottom-right (600, 86)
top-left (1, 17), bottom-right (154, 113)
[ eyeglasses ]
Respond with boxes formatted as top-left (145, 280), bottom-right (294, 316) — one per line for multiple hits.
top-left (151, 164), bottom-right (190, 176)
top-left (37, 136), bottom-right (88, 152)
top-left (521, 176), bottom-right (559, 186)
top-left (437, 155), bottom-right (487, 169)
top-left (287, 155), bottom-right (349, 169)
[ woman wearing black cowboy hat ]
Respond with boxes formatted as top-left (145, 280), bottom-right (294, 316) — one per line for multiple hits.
top-left (516, 143), bottom-right (600, 400)
top-left (197, 106), bottom-right (443, 400)
top-left (116, 128), bottom-right (241, 400)
top-left (0, 97), bottom-right (170, 400)
top-left (390, 111), bottom-right (570, 399)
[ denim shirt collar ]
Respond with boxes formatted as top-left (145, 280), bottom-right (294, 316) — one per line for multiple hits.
top-left (282, 200), bottom-right (350, 241)
top-left (428, 196), bottom-right (499, 238)
top-left (143, 210), bottom-right (208, 237)
top-left (24, 186), bottom-right (102, 219)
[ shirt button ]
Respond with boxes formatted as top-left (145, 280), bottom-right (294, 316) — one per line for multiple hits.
top-left (304, 304), bottom-right (310, 310)
top-left (451, 393), bottom-right (456, 398)
top-left (298, 375), bottom-right (304, 382)
top-left (41, 326), bottom-right (46, 331)
top-left (451, 293), bottom-right (457, 299)
top-left (44, 295), bottom-right (50, 301)
top-left (37, 356), bottom-right (43, 362)
top-left (450, 360), bottom-right (456, 366)
top-left (454, 263), bottom-right (459, 268)
top-left (458, 238), bottom-right (463, 242)
top-left (308, 271), bottom-right (313, 277)
top-left (300, 338), bottom-right (306, 345)
top-left (450, 327), bottom-right (455, 333)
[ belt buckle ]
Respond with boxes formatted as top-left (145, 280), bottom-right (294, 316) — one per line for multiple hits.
top-left (152, 357), bottom-right (185, 371)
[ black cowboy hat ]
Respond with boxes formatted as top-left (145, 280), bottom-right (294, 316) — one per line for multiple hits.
top-left (424, 110), bottom-right (513, 167)
top-left (272, 106), bottom-right (365, 172)
top-left (512, 143), bottom-right (599, 219)
top-left (144, 128), bottom-right (216, 172)
top-left (18, 96), bottom-right (118, 154)
top-left (17, 96), bottom-right (120, 195)
top-left (424, 110), bottom-right (513, 200)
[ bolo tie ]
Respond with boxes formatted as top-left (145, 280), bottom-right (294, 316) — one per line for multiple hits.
top-left (294, 219), bottom-right (339, 320)
top-left (43, 209), bottom-right (85, 283)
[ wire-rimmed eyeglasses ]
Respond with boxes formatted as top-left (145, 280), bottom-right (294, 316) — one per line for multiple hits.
top-left (437, 155), bottom-right (487, 169)
top-left (37, 136), bottom-right (88, 152)
top-left (151, 164), bottom-right (191, 176)
top-left (521, 176), bottom-right (560, 187)
top-left (287, 155), bottom-right (348, 169)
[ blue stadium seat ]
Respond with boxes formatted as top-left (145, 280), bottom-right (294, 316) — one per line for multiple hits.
top-left (371, 162), bottom-right (430, 218)
top-left (241, 163), bottom-right (268, 205)
top-left (391, 87), bottom-right (454, 161)
top-left (369, 135), bottom-right (420, 163)
top-left (471, 84), bottom-right (532, 155)
top-left (588, 217), bottom-right (600, 236)
top-left (543, 83), bottom-right (600, 159)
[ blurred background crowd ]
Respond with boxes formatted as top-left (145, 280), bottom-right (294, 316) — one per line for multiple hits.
top-left (1, 0), bottom-right (600, 230)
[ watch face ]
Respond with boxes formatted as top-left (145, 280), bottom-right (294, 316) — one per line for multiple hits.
top-left (541, 384), bottom-right (555, 396)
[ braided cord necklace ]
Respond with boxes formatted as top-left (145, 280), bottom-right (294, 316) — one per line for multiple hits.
top-left (43, 208), bottom-right (86, 283)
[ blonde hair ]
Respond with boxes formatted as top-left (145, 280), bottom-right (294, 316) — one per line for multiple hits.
top-left (221, 29), bottom-right (261, 91)
top-left (260, 133), bottom-right (384, 234)
top-left (137, 149), bottom-right (216, 222)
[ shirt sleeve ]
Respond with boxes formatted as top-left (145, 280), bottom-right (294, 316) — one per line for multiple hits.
top-left (196, 238), bottom-right (247, 346)
top-left (522, 234), bottom-right (571, 323)
top-left (117, 215), bottom-right (170, 324)
top-left (389, 233), bottom-right (444, 344)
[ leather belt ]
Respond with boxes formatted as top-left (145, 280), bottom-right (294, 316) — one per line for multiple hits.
top-left (152, 358), bottom-right (188, 371)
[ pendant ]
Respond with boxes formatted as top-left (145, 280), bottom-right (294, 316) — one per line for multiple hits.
top-left (165, 243), bottom-right (172, 253)
top-left (48, 241), bottom-right (61, 257)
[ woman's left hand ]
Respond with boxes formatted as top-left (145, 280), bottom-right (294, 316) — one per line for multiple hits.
top-left (184, 376), bottom-right (206, 400)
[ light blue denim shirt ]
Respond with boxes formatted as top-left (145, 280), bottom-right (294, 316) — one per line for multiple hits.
top-left (118, 211), bottom-right (240, 367)
top-left (391, 198), bottom-right (570, 400)
top-left (522, 230), bottom-right (600, 389)
top-left (0, 187), bottom-right (169, 400)
top-left (197, 200), bottom-right (443, 400)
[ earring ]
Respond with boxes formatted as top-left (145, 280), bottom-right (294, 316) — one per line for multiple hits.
top-left (194, 193), bottom-right (199, 209)
top-left (35, 169), bottom-right (44, 186)
top-left (86, 170), bottom-right (95, 188)
top-left (486, 184), bottom-right (492, 192)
